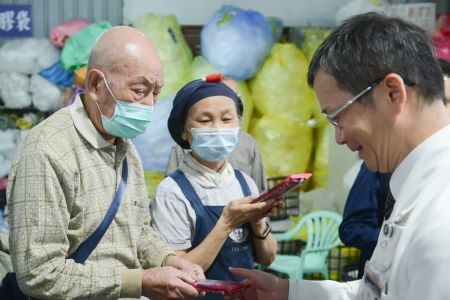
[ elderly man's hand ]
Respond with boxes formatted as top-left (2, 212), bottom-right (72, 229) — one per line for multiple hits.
top-left (164, 254), bottom-right (206, 281)
top-left (141, 265), bottom-right (201, 300)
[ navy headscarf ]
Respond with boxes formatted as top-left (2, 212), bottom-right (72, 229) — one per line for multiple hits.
top-left (168, 79), bottom-right (243, 149)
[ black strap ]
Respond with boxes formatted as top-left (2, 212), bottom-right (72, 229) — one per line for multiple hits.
top-left (384, 190), bottom-right (395, 220)
top-left (69, 157), bottom-right (128, 264)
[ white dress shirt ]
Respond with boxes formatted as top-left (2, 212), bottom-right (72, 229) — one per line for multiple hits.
top-left (289, 124), bottom-right (450, 299)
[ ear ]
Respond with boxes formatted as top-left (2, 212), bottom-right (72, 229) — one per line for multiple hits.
top-left (380, 73), bottom-right (408, 115)
top-left (181, 127), bottom-right (188, 141)
top-left (85, 69), bottom-right (104, 102)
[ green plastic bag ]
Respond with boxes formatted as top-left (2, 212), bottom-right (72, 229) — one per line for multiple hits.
top-left (191, 56), bottom-right (254, 131)
top-left (134, 13), bottom-right (193, 99)
top-left (60, 21), bottom-right (112, 71)
top-left (249, 43), bottom-right (323, 180)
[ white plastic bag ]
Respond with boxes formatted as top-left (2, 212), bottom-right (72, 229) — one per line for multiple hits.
top-left (0, 72), bottom-right (31, 108)
top-left (0, 38), bottom-right (59, 74)
top-left (30, 74), bottom-right (64, 112)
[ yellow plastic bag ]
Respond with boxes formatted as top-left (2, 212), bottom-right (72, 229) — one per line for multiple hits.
top-left (144, 171), bottom-right (166, 201)
top-left (249, 43), bottom-right (317, 179)
top-left (134, 13), bottom-right (193, 98)
top-left (300, 27), bottom-right (331, 62)
top-left (249, 44), bottom-right (314, 122)
top-left (250, 115), bottom-right (313, 178)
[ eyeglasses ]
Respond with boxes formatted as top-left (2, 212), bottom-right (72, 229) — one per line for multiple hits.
top-left (323, 79), bottom-right (382, 128)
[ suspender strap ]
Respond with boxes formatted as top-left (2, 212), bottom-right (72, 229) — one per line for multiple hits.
top-left (234, 170), bottom-right (251, 197)
top-left (170, 169), bottom-right (252, 201)
top-left (69, 157), bottom-right (128, 264)
top-left (169, 170), bottom-right (205, 213)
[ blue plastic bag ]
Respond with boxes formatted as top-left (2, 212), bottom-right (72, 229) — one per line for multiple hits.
top-left (39, 61), bottom-right (74, 87)
top-left (132, 96), bottom-right (175, 172)
top-left (201, 5), bottom-right (277, 80)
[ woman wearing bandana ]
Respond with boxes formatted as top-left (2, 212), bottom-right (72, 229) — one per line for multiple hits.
top-left (150, 76), bottom-right (280, 298)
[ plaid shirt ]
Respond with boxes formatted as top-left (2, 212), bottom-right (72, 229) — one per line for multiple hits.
top-left (7, 95), bottom-right (173, 299)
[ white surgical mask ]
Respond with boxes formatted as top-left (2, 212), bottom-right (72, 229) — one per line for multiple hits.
top-left (190, 127), bottom-right (240, 162)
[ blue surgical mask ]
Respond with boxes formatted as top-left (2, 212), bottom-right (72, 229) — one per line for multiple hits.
top-left (190, 127), bottom-right (240, 162)
top-left (97, 74), bottom-right (154, 139)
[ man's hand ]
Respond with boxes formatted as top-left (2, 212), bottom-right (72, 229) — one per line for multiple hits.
top-left (224, 268), bottom-right (289, 300)
top-left (141, 266), bottom-right (201, 300)
top-left (164, 255), bottom-right (206, 281)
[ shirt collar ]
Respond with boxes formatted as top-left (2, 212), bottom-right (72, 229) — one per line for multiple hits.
top-left (390, 123), bottom-right (450, 220)
top-left (69, 94), bottom-right (117, 149)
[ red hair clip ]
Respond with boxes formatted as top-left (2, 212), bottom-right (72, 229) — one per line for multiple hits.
top-left (203, 73), bottom-right (222, 82)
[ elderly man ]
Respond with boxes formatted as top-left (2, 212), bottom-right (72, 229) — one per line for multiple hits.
top-left (6, 26), bottom-right (204, 299)
top-left (228, 12), bottom-right (450, 300)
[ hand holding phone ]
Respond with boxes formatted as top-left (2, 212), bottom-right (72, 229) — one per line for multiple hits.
top-left (252, 173), bottom-right (312, 203)
top-left (192, 279), bottom-right (250, 295)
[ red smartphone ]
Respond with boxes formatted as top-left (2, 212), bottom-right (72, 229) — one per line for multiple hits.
top-left (193, 279), bottom-right (250, 295)
top-left (252, 173), bottom-right (312, 203)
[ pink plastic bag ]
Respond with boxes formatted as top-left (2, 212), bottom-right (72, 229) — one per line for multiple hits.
top-left (433, 13), bottom-right (450, 61)
top-left (50, 19), bottom-right (91, 48)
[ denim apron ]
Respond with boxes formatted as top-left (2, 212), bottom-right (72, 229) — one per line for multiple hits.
top-left (169, 170), bottom-right (254, 299)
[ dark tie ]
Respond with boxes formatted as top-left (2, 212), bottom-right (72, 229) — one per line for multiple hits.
top-left (384, 190), bottom-right (395, 220)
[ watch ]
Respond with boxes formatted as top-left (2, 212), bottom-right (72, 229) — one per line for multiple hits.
top-left (253, 218), bottom-right (272, 240)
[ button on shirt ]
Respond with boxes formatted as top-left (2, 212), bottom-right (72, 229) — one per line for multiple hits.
top-left (7, 95), bottom-right (173, 299)
top-left (288, 124), bottom-right (450, 299)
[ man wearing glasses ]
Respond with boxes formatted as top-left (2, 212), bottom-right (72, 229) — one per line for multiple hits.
top-left (227, 12), bottom-right (450, 300)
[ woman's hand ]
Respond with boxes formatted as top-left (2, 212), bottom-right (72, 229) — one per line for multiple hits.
top-left (219, 195), bottom-right (283, 232)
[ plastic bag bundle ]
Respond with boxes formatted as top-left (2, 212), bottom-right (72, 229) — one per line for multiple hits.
top-left (134, 13), bottom-right (193, 99)
top-left (39, 61), bottom-right (74, 87)
top-left (30, 74), bottom-right (64, 112)
top-left (307, 106), bottom-right (329, 189)
top-left (190, 56), bottom-right (254, 131)
top-left (0, 73), bottom-right (31, 109)
top-left (336, 0), bottom-right (386, 25)
top-left (74, 67), bottom-right (87, 87)
top-left (132, 96), bottom-right (175, 172)
top-left (433, 13), bottom-right (450, 61)
top-left (191, 55), bottom-right (219, 79)
top-left (267, 16), bottom-right (284, 42)
top-left (15, 112), bottom-right (40, 130)
top-left (235, 81), bottom-right (253, 132)
top-left (144, 171), bottom-right (166, 200)
top-left (250, 115), bottom-right (313, 177)
top-left (50, 19), bottom-right (91, 48)
top-left (201, 5), bottom-right (276, 80)
top-left (249, 43), bottom-right (328, 184)
top-left (60, 21), bottom-right (112, 71)
top-left (0, 38), bottom-right (59, 74)
top-left (300, 28), bottom-right (331, 62)
top-left (249, 44), bottom-right (313, 121)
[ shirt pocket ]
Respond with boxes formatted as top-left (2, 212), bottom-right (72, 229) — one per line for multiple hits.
top-left (130, 199), bottom-right (151, 227)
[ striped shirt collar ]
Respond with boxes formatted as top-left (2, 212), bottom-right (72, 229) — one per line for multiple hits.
top-left (69, 94), bottom-right (114, 149)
